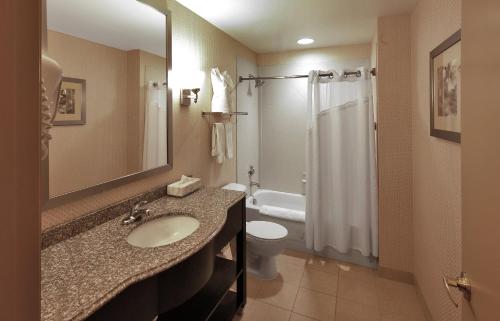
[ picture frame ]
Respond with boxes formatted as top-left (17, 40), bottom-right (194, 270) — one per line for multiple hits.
top-left (54, 77), bottom-right (86, 126)
top-left (430, 30), bottom-right (461, 143)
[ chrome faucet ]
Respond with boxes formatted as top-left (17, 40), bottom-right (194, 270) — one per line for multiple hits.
top-left (122, 200), bottom-right (150, 225)
top-left (248, 165), bottom-right (260, 205)
top-left (249, 180), bottom-right (260, 188)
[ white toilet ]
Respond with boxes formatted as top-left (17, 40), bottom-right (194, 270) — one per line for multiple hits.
top-left (222, 183), bottom-right (289, 280)
top-left (246, 220), bottom-right (288, 279)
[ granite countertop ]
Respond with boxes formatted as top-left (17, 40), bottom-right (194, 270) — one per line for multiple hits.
top-left (41, 188), bottom-right (245, 321)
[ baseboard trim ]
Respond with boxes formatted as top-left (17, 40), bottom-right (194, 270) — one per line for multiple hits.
top-left (377, 266), bottom-right (414, 284)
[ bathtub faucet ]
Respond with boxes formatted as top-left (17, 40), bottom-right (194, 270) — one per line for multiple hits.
top-left (249, 180), bottom-right (260, 188)
top-left (248, 165), bottom-right (259, 204)
top-left (249, 180), bottom-right (260, 205)
top-left (248, 165), bottom-right (256, 178)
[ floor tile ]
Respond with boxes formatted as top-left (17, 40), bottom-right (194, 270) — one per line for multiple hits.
top-left (338, 275), bottom-right (378, 307)
top-left (380, 313), bottom-right (428, 321)
top-left (338, 262), bottom-right (378, 281)
top-left (293, 288), bottom-right (336, 321)
top-left (236, 299), bottom-right (291, 321)
top-left (305, 255), bottom-right (339, 275)
top-left (277, 249), bottom-right (308, 267)
top-left (247, 274), bottom-right (265, 299)
top-left (300, 268), bottom-right (338, 296)
top-left (257, 279), bottom-right (300, 310)
top-left (277, 260), bottom-right (305, 286)
top-left (376, 278), bottom-right (426, 318)
top-left (289, 312), bottom-right (321, 321)
top-left (335, 298), bottom-right (380, 321)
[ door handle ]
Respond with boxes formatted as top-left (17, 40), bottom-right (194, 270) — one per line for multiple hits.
top-left (443, 272), bottom-right (472, 307)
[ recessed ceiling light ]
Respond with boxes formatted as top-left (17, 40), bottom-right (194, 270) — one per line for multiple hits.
top-left (297, 38), bottom-right (314, 45)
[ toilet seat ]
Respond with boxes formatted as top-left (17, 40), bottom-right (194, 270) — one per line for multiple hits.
top-left (222, 183), bottom-right (247, 193)
top-left (246, 221), bottom-right (288, 241)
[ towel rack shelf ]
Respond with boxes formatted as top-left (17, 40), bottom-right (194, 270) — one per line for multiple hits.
top-left (201, 111), bottom-right (248, 117)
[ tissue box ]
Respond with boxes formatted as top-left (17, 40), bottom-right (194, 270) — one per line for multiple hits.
top-left (167, 176), bottom-right (202, 197)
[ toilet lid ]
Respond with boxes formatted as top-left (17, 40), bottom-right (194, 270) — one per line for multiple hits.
top-left (222, 183), bottom-right (247, 193)
top-left (246, 221), bottom-right (288, 240)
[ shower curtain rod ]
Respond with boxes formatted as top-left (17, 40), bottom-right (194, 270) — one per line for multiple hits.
top-left (238, 68), bottom-right (376, 83)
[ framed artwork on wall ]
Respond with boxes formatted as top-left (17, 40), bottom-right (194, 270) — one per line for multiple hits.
top-left (430, 30), bottom-right (461, 143)
top-left (54, 77), bottom-right (86, 126)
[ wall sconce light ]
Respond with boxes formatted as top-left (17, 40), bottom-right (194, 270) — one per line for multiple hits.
top-left (180, 88), bottom-right (201, 106)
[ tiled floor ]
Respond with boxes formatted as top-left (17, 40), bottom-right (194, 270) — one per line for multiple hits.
top-left (233, 250), bottom-right (428, 321)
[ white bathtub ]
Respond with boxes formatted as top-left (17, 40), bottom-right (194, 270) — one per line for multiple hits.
top-left (246, 189), bottom-right (306, 251)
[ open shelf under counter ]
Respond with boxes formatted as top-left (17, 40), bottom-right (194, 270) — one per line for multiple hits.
top-left (158, 256), bottom-right (243, 321)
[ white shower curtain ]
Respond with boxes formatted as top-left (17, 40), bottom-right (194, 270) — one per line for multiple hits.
top-left (305, 68), bottom-right (378, 257)
top-left (143, 81), bottom-right (167, 170)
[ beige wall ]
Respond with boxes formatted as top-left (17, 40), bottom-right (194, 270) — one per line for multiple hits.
top-left (42, 0), bottom-right (256, 229)
top-left (48, 30), bottom-right (129, 197)
top-left (126, 50), bottom-right (142, 172)
top-left (410, 0), bottom-right (462, 320)
top-left (462, 1), bottom-right (500, 320)
top-left (376, 15), bottom-right (413, 273)
top-left (0, 0), bottom-right (41, 319)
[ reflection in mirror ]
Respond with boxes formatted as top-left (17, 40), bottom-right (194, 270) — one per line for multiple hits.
top-left (46, 0), bottom-right (170, 199)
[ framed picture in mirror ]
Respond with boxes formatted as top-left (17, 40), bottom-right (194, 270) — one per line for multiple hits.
top-left (430, 30), bottom-right (461, 143)
top-left (54, 77), bottom-right (86, 126)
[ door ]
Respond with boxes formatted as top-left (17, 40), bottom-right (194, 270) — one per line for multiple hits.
top-left (461, 0), bottom-right (500, 320)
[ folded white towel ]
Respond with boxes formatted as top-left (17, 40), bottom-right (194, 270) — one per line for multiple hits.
top-left (225, 122), bottom-right (233, 159)
top-left (259, 205), bottom-right (306, 223)
top-left (211, 123), bottom-right (225, 164)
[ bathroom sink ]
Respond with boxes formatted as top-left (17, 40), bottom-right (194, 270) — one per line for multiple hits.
top-left (127, 215), bottom-right (200, 248)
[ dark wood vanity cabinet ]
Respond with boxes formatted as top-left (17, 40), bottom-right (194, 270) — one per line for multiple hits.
top-left (86, 198), bottom-right (246, 321)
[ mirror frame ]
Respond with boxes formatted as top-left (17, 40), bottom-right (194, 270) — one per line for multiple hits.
top-left (42, 1), bottom-right (173, 210)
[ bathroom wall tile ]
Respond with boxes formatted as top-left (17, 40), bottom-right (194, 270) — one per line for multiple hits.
top-left (300, 268), bottom-right (338, 296)
top-left (336, 298), bottom-right (381, 321)
top-left (257, 279), bottom-right (300, 310)
top-left (293, 288), bottom-right (336, 321)
top-left (338, 275), bottom-right (378, 307)
top-left (305, 255), bottom-right (340, 275)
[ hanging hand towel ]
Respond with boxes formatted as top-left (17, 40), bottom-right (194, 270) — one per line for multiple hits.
top-left (225, 122), bottom-right (233, 159)
top-left (211, 123), bottom-right (226, 164)
top-left (210, 68), bottom-right (235, 113)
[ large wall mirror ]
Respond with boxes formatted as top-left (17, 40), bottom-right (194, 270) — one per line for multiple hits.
top-left (43, 0), bottom-right (172, 208)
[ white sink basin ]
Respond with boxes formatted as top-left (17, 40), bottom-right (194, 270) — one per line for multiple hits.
top-left (126, 215), bottom-right (200, 248)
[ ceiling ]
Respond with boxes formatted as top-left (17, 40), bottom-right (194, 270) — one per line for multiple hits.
top-left (47, 0), bottom-right (166, 57)
top-left (176, 0), bottom-right (417, 53)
